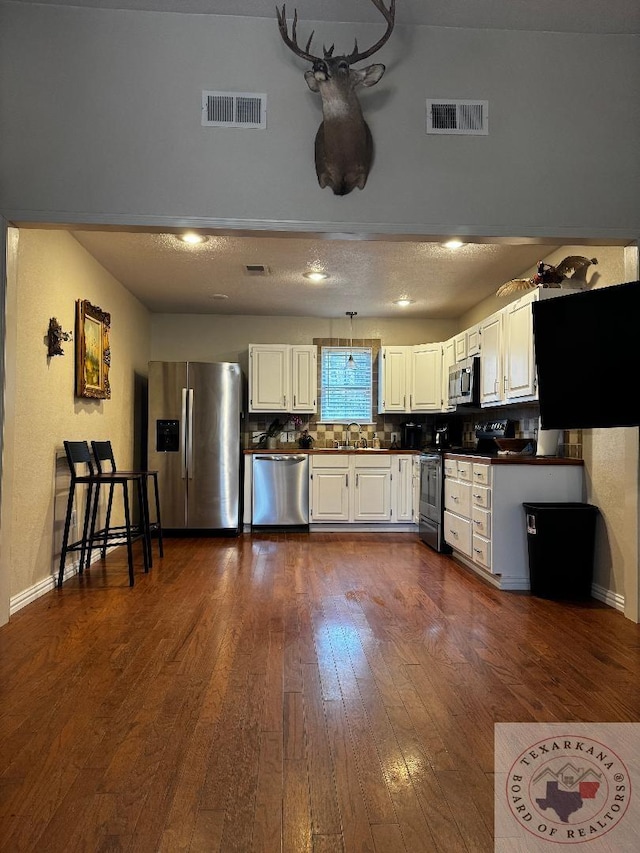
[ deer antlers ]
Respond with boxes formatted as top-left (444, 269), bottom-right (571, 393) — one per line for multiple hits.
top-left (276, 0), bottom-right (396, 64)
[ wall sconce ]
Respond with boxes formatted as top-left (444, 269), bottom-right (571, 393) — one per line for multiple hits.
top-left (47, 317), bottom-right (72, 357)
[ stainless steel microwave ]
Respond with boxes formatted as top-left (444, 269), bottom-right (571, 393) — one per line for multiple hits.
top-left (448, 356), bottom-right (480, 407)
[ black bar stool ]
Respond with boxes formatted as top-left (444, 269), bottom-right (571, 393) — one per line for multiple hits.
top-left (58, 441), bottom-right (149, 588)
top-left (91, 440), bottom-right (163, 566)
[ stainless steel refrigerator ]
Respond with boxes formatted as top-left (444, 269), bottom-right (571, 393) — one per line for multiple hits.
top-left (147, 361), bottom-right (243, 532)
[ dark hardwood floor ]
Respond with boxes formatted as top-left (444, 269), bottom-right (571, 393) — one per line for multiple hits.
top-left (1, 533), bottom-right (639, 852)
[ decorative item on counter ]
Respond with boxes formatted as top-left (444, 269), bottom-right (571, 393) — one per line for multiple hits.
top-left (298, 429), bottom-right (314, 449)
top-left (372, 432), bottom-right (381, 449)
top-left (496, 256), bottom-right (598, 297)
top-left (258, 417), bottom-right (287, 449)
top-left (46, 317), bottom-right (72, 357)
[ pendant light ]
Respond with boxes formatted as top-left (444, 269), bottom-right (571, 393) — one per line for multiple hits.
top-left (346, 311), bottom-right (357, 370)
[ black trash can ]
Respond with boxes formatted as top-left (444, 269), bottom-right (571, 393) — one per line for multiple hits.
top-left (523, 502), bottom-right (599, 599)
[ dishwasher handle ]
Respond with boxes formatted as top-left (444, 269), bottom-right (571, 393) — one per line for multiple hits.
top-left (255, 455), bottom-right (307, 463)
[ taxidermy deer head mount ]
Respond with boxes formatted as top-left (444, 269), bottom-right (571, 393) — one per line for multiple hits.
top-left (276, 0), bottom-right (396, 196)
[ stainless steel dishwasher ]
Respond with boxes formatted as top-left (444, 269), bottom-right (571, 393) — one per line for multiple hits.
top-left (252, 454), bottom-right (309, 527)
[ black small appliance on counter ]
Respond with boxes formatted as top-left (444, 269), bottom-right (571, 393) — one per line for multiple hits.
top-left (401, 421), bottom-right (423, 450)
top-left (431, 420), bottom-right (462, 450)
top-left (474, 419), bottom-right (515, 453)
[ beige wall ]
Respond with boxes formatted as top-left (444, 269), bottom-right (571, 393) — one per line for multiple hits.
top-left (1, 230), bottom-right (150, 601)
top-left (150, 314), bottom-right (458, 373)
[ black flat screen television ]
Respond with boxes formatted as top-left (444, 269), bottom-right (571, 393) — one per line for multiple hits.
top-left (532, 280), bottom-right (640, 429)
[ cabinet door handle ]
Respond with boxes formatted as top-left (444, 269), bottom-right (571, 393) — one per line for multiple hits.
top-left (345, 474), bottom-right (349, 489)
top-left (356, 474), bottom-right (359, 487)
top-left (294, 394), bottom-right (297, 407)
top-left (283, 394), bottom-right (287, 408)
top-left (449, 529), bottom-right (458, 538)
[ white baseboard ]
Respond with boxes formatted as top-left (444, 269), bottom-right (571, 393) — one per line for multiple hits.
top-left (9, 549), bottom-right (114, 616)
top-left (591, 582), bottom-right (625, 611)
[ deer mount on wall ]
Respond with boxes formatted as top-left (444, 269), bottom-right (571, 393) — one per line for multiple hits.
top-left (277, 0), bottom-right (396, 196)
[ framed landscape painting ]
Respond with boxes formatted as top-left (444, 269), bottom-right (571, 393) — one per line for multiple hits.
top-left (75, 300), bottom-right (111, 399)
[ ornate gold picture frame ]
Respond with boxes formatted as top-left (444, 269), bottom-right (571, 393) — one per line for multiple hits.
top-left (75, 300), bottom-right (111, 399)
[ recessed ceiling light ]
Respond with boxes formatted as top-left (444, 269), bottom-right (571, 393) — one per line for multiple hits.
top-left (178, 232), bottom-right (208, 245)
top-left (394, 297), bottom-right (414, 307)
top-left (304, 271), bottom-right (328, 282)
top-left (444, 239), bottom-right (464, 249)
top-left (209, 293), bottom-right (229, 300)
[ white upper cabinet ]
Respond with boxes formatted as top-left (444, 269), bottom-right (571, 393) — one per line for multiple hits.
top-left (479, 312), bottom-right (504, 405)
top-left (378, 346), bottom-right (411, 413)
top-left (441, 337), bottom-right (457, 412)
top-left (379, 344), bottom-right (443, 413)
top-left (467, 324), bottom-right (481, 357)
top-left (411, 344), bottom-right (443, 411)
top-left (249, 344), bottom-right (317, 413)
top-left (454, 332), bottom-right (468, 362)
top-left (290, 345), bottom-right (317, 411)
top-left (504, 290), bottom-right (539, 402)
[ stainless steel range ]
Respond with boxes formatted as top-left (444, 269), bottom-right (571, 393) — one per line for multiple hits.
top-left (418, 452), bottom-right (451, 553)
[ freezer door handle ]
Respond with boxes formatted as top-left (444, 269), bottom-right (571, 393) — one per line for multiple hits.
top-left (187, 388), bottom-right (194, 479)
top-left (181, 388), bottom-right (188, 479)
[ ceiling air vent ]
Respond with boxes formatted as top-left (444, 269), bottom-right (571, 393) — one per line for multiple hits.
top-left (426, 99), bottom-right (488, 135)
top-left (202, 91), bottom-right (267, 129)
top-left (244, 264), bottom-right (270, 275)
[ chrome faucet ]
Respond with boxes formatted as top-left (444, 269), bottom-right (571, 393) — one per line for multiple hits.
top-left (345, 422), bottom-right (361, 449)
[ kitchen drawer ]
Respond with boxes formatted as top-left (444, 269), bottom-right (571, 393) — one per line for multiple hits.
top-left (472, 463), bottom-right (490, 486)
top-left (472, 535), bottom-right (491, 570)
top-left (444, 510), bottom-right (472, 557)
top-left (353, 455), bottom-right (391, 469)
top-left (311, 455), bottom-right (350, 469)
top-left (472, 506), bottom-right (491, 538)
top-left (444, 479), bottom-right (471, 518)
top-left (456, 461), bottom-right (472, 482)
top-left (444, 459), bottom-right (458, 478)
top-left (472, 485), bottom-right (491, 509)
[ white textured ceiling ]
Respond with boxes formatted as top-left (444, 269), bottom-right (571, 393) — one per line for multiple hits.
top-left (9, 0), bottom-right (640, 35)
top-left (68, 228), bottom-right (573, 318)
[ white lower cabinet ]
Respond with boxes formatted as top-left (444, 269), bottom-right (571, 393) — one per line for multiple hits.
top-left (393, 455), bottom-right (415, 523)
top-left (310, 458), bottom-right (351, 521)
top-left (310, 454), bottom-right (391, 522)
top-left (444, 455), bottom-right (584, 589)
top-left (310, 453), bottom-right (418, 524)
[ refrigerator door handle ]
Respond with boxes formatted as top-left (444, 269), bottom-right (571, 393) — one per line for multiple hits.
top-left (187, 388), bottom-right (194, 479)
top-left (181, 387), bottom-right (188, 479)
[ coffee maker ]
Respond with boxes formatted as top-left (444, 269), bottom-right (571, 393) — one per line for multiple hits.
top-left (401, 422), bottom-right (423, 450)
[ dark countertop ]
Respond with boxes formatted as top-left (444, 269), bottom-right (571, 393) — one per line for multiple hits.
top-left (445, 452), bottom-right (584, 466)
top-left (243, 448), bottom-right (415, 455)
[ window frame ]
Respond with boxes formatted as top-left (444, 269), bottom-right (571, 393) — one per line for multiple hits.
top-left (319, 345), bottom-right (374, 424)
